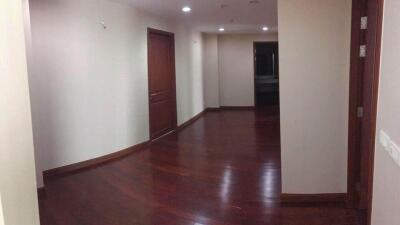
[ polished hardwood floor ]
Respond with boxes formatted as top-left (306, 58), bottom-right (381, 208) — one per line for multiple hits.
top-left (39, 107), bottom-right (360, 225)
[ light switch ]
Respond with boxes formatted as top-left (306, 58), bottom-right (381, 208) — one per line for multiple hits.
top-left (379, 130), bottom-right (391, 149)
top-left (379, 130), bottom-right (400, 167)
top-left (389, 141), bottom-right (400, 166)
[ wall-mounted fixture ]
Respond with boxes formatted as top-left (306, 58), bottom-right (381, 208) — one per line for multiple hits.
top-left (379, 130), bottom-right (400, 167)
top-left (100, 21), bottom-right (107, 29)
top-left (262, 26), bottom-right (269, 31)
top-left (219, 27), bottom-right (225, 32)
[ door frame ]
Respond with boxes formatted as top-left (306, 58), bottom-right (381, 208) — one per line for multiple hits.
top-left (253, 41), bottom-right (279, 107)
top-left (347, 0), bottom-right (384, 224)
top-left (147, 28), bottom-right (178, 140)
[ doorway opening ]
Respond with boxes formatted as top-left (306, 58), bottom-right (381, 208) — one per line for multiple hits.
top-left (254, 42), bottom-right (280, 108)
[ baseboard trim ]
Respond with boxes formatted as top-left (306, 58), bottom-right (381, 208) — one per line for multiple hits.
top-left (205, 107), bottom-right (221, 112)
top-left (205, 106), bottom-right (256, 111)
top-left (280, 193), bottom-right (348, 206)
top-left (151, 109), bottom-right (207, 143)
top-left (220, 106), bottom-right (255, 110)
top-left (43, 141), bottom-right (150, 179)
top-left (176, 109), bottom-right (206, 132)
top-left (42, 109), bottom-right (208, 180)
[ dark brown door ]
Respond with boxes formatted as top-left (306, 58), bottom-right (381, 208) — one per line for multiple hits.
top-left (147, 28), bottom-right (177, 140)
top-left (347, 0), bottom-right (384, 224)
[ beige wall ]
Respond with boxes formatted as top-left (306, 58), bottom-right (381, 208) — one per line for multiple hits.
top-left (218, 34), bottom-right (278, 106)
top-left (29, 0), bottom-right (204, 186)
top-left (371, 0), bottom-right (400, 224)
top-left (0, 0), bottom-right (40, 224)
top-left (202, 34), bottom-right (220, 108)
top-left (0, 194), bottom-right (4, 225)
top-left (278, 0), bottom-right (352, 193)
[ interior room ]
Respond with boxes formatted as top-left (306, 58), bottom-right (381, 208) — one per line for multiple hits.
top-left (2, 0), bottom-right (399, 225)
top-left (254, 41), bottom-right (279, 107)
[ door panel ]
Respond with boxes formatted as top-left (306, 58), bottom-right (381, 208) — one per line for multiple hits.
top-left (347, 0), bottom-right (384, 224)
top-left (148, 29), bottom-right (177, 139)
top-left (149, 100), bottom-right (175, 138)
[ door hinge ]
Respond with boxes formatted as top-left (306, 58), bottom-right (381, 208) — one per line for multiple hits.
top-left (361, 16), bottom-right (368, 30)
top-left (359, 45), bottom-right (367, 58)
top-left (357, 106), bottom-right (364, 118)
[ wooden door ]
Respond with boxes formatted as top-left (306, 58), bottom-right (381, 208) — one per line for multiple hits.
top-left (347, 0), bottom-right (384, 224)
top-left (147, 28), bottom-right (177, 140)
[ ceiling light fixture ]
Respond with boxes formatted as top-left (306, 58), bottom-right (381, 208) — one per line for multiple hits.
top-left (219, 27), bottom-right (225, 32)
top-left (182, 6), bottom-right (191, 13)
top-left (262, 26), bottom-right (269, 31)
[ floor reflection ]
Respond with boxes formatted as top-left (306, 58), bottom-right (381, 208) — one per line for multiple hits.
top-left (220, 165), bottom-right (233, 203)
top-left (39, 106), bottom-right (360, 225)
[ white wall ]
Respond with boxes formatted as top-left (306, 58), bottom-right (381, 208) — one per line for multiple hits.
top-left (29, 0), bottom-right (204, 186)
top-left (218, 34), bottom-right (278, 106)
top-left (175, 26), bottom-right (204, 123)
top-left (0, 0), bottom-right (40, 224)
top-left (371, 0), bottom-right (400, 224)
top-left (202, 34), bottom-right (220, 108)
top-left (23, 0), bottom-right (44, 188)
top-left (278, 0), bottom-right (352, 193)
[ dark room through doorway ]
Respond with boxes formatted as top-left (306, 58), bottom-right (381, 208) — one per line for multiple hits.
top-left (254, 42), bottom-right (279, 108)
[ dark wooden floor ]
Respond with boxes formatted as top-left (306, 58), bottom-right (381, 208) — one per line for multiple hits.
top-left (39, 107), bottom-right (360, 225)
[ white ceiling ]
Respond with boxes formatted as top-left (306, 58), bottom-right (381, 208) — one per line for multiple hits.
top-left (119, 0), bottom-right (278, 34)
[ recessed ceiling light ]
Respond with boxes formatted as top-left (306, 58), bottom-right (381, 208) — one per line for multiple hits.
top-left (262, 26), bottom-right (269, 31)
top-left (182, 6), bottom-right (191, 13)
top-left (219, 27), bottom-right (225, 32)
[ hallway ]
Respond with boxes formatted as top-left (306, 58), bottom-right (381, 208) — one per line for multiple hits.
top-left (38, 107), bottom-right (360, 225)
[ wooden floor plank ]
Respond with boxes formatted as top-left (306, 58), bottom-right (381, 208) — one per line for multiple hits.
top-left (39, 106), bottom-right (360, 225)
